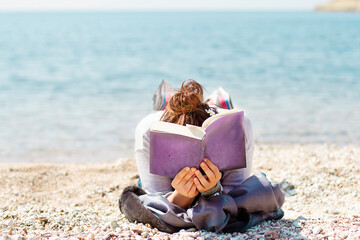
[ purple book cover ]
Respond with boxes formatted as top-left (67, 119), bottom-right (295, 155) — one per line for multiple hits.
top-left (150, 111), bottom-right (246, 178)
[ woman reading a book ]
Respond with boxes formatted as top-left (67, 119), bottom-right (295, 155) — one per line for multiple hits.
top-left (119, 80), bottom-right (285, 233)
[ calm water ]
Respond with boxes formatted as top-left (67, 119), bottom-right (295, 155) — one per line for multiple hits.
top-left (1, 12), bottom-right (360, 162)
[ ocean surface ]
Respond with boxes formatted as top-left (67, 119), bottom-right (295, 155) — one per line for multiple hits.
top-left (1, 12), bottom-right (360, 162)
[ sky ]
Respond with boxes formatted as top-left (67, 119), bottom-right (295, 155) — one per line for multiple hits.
top-left (0, 0), bottom-right (329, 12)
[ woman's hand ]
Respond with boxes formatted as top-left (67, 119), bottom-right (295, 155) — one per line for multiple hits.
top-left (194, 158), bottom-right (222, 192)
top-left (167, 167), bottom-right (199, 209)
top-left (171, 167), bottom-right (199, 198)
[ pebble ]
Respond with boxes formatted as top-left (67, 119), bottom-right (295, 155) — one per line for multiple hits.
top-left (180, 232), bottom-right (198, 238)
top-left (287, 189), bottom-right (297, 196)
top-left (110, 220), bottom-right (119, 229)
top-left (131, 226), bottom-right (147, 234)
top-left (295, 216), bottom-right (307, 221)
top-left (292, 221), bottom-right (301, 228)
top-left (264, 230), bottom-right (279, 239)
top-left (349, 233), bottom-right (360, 240)
top-left (313, 226), bottom-right (322, 235)
top-left (231, 237), bottom-right (242, 240)
top-left (14, 236), bottom-right (25, 240)
top-left (186, 228), bottom-right (197, 232)
top-left (1, 235), bottom-right (11, 240)
top-left (57, 217), bottom-right (65, 225)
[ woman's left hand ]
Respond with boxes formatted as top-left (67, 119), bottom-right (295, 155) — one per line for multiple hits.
top-left (194, 158), bottom-right (222, 192)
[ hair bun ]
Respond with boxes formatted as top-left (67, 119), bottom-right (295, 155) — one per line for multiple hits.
top-left (161, 79), bottom-right (212, 126)
top-left (167, 79), bottom-right (203, 114)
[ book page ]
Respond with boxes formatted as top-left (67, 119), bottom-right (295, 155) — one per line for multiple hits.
top-left (203, 110), bottom-right (246, 171)
top-left (202, 108), bottom-right (241, 130)
top-left (151, 121), bottom-right (205, 140)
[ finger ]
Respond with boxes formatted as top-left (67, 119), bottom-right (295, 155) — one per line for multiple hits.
top-left (200, 161), bottom-right (216, 182)
top-left (182, 168), bottom-right (197, 183)
top-left (194, 177), bottom-right (206, 192)
top-left (183, 177), bottom-right (194, 192)
top-left (204, 158), bottom-right (221, 179)
top-left (172, 167), bottom-right (190, 187)
top-left (195, 170), bottom-right (209, 189)
top-left (188, 182), bottom-right (198, 196)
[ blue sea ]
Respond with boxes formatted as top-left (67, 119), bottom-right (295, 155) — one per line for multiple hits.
top-left (1, 12), bottom-right (360, 162)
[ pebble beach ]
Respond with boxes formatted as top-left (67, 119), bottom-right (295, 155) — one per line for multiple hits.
top-left (1, 144), bottom-right (359, 239)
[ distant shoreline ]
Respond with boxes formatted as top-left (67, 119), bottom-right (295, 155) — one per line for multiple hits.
top-left (316, 0), bottom-right (360, 12)
top-left (0, 10), bottom-right (329, 14)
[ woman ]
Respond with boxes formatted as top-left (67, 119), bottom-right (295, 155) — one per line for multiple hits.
top-left (120, 79), bottom-right (284, 233)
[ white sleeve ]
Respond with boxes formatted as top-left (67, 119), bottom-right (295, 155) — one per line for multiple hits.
top-left (135, 111), bottom-right (173, 194)
top-left (221, 113), bottom-right (255, 194)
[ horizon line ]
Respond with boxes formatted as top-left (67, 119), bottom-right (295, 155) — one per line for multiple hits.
top-left (0, 9), bottom-right (318, 13)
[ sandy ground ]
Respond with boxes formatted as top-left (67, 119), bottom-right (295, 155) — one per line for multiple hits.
top-left (0, 144), bottom-right (359, 239)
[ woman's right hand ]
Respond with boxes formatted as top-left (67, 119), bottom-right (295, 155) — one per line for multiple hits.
top-left (167, 167), bottom-right (199, 209)
top-left (171, 167), bottom-right (199, 198)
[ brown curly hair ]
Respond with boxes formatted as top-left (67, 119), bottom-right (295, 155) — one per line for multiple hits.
top-left (160, 79), bottom-right (215, 126)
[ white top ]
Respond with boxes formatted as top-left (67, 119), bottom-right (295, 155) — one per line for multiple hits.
top-left (135, 109), bottom-right (255, 194)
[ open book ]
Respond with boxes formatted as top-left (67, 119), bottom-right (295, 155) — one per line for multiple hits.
top-left (149, 109), bottom-right (246, 178)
